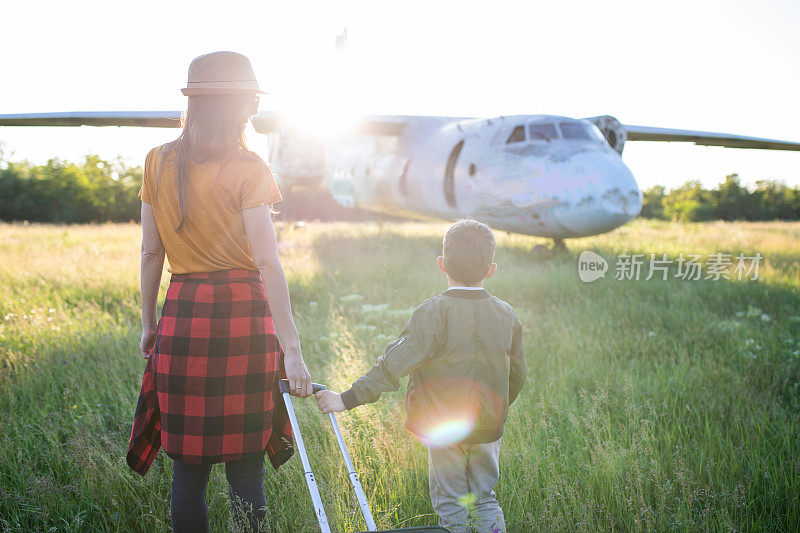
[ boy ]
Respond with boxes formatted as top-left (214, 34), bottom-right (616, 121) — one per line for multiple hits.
top-left (315, 219), bottom-right (526, 533)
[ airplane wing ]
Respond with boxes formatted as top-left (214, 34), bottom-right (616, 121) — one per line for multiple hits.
top-left (349, 115), bottom-right (406, 135)
top-left (0, 111), bottom-right (181, 128)
top-left (0, 110), bottom-right (283, 133)
top-left (623, 124), bottom-right (800, 151)
top-left (0, 110), bottom-right (393, 137)
top-left (11, 112), bottom-right (795, 150)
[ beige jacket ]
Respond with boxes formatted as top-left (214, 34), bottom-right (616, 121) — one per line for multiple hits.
top-left (341, 287), bottom-right (526, 444)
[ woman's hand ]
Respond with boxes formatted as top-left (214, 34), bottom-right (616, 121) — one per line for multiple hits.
top-left (315, 390), bottom-right (345, 414)
top-left (243, 206), bottom-right (312, 398)
top-left (140, 326), bottom-right (157, 359)
top-left (284, 354), bottom-right (312, 397)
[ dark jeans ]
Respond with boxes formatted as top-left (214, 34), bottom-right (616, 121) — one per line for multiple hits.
top-left (171, 452), bottom-right (267, 533)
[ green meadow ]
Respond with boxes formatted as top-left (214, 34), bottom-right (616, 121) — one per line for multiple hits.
top-left (0, 219), bottom-right (798, 532)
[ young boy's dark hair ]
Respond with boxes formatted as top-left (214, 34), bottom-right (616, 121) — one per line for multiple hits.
top-left (316, 219), bottom-right (526, 533)
top-left (442, 219), bottom-right (496, 285)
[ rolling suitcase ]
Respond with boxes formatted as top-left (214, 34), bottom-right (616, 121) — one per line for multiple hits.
top-left (279, 379), bottom-right (448, 533)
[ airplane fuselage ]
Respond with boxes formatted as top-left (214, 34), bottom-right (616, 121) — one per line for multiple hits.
top-left (321, 114), bottom-right (643, 239)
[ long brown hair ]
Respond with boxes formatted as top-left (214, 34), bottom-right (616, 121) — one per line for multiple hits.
top-left (158, 94), bottom-right (258, 231)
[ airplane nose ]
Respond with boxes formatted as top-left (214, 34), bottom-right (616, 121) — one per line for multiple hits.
top-left (554, 199), bottom-right (640, 236)
top-left (600, 187), bottom-right (643, 218)
top-left (551, 154), bottom-right (642, 236)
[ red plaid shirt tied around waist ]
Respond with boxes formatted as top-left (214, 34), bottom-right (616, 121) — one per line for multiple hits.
top-left (127, 269), bottom-right (294, 475)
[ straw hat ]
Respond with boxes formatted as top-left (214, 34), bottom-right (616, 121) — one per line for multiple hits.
top-left (181, 51), bottom-right (266, 96)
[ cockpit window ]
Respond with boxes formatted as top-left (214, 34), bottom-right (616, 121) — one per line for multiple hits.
top-left (559, 122), bottom-right (593, 140)
top-left (506, 125), bottom-right (526, 144)
top-left (528, 123), bottom-right (558, 141)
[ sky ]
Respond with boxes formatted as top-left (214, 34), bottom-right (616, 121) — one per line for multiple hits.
top-left (1, 0), bottom-right (799, 190)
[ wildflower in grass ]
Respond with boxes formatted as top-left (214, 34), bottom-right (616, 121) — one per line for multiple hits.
top-left (360, 303), bottom-right (390, 314)
top-left (745, 306), bottom-right (763, 318)
top-left (387, 308), bottom-right (416, 319)
top-left (718, 320), bottom-right (742, 331)
top-left (761, 314), bottom-right (770, 322)
top-left (648, 331), bottom-right (657, 337)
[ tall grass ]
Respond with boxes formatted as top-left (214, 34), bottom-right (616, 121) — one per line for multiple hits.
top-left (0, 219), bottom-right (798, 531)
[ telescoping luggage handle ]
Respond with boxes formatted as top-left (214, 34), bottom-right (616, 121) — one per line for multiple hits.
top-left (279, 379), bottom-right (378, 532)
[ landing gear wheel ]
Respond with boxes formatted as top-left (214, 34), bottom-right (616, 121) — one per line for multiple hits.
top-left (531, 244), bottom-right (552, 262)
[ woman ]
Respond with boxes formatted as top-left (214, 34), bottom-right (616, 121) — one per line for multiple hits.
top-left (127, 51), bottom-right (313, 532)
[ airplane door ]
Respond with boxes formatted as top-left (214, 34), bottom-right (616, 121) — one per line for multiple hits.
top-left (444, 140), bottom-right (464, 207)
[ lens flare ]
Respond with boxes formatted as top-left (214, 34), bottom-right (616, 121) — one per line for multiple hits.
top-left (410, 376), bottom-right (506, 448)
top-left (420, 418), bottom-right (475, 448)
top-left (457, 492), bottom-right (478, 509)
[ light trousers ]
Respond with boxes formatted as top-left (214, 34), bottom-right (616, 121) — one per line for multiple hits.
top-left (428, 438), bottom-right (505, 533)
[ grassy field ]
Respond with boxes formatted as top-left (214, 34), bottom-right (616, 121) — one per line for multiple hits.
top-left (0, 219), bottom-right (799, 532)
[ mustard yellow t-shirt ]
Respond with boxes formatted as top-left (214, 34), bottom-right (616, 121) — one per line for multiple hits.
top-left (139, 144), bottom-right (282, 274)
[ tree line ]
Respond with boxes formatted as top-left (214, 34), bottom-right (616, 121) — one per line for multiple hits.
top-left (641, 174), bottom-right (800, 221)
top-left (0, 154), bottom-right (143, 223)
top-left (1, 153), bottom-right (799, 223)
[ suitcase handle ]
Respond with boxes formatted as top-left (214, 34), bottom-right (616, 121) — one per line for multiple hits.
top-left (281, 379), bottom-right (378, 531)
top-left (279, 379), bottom-right (327, 395)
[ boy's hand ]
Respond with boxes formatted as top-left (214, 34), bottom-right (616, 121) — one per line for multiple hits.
top-left (315, 390), bottom-right (345, 414)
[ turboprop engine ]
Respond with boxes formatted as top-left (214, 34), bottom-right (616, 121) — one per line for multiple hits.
top-left (585, 115), bottom-right (627, 154)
